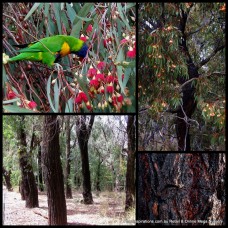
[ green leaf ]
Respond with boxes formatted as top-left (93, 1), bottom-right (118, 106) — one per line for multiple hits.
top-left (66, 3), bottom-right (76, 24)
top-left (46, 75), bottom-right (57, 113)
top-left (53, 3), bottom-right (62, 34)
top-left (3, 98), bottom-right (20, 104)
top-left (48, 13), bottom-right (57, 35)
top-left (72, 3), bottom-right (93, 25)
top-left (61, 11), bottom-right (70, 33)
top-left (75, 14), bottom-right (92, 22)
top-left (65, 98), bottom-right (73, 112)
top-left (60, 2), bottom-right (65, 11)
top-left (117, 3), bottom-right (130, 30)
top-left (2, 66), bottom-right (8, 96)
top-left (126, 3), bottom-right (136, 10)
top-left (117, 66), bottom-right (125, 94)
top-left (3, 105), bottom-right (36, 113)
top-left (54, 80), bottom-right (60, 111)
top-left (24, 3), bottom-right (43, 21)
top-left (71, 21), bottom-right (82, 38)
top-left (44, 3), bottom-right (50, 18)
top-left (123, 67), bottom-right (131, 88)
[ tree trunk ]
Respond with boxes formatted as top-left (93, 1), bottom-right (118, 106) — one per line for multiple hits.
top-left (42, 116), bottom-right (67, 225)
top-left (96, 154), bottom-right (101, 192)
top-left (17, 116), bottom-right (39, 208)
top-left (65, 115), bottom-right (72, 199)
top-left (37, 145), bottom-right (44, 191)
top-left (76, 116), bottom-right (94, 204)
top-left (138, 153), bottom-right (226, 225)
top-left (176, 10), bottom-right (198, 151)
top-left (2, 167), bottom-right (13, 191)
top-left (125, 115), bottom-right (136, 211)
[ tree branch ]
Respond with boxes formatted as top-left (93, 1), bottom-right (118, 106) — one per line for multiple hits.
top-left (87, 116), bottom-right (95, 139)
top-left (196, 44), bottom-right (225, 70)
top-left (185, 25), bottom-right (205, 37)
top-left (179, 71), bottom-right (225, 90)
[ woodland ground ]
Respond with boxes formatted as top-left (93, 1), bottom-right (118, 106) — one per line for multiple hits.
top-left (2, 186), bottom-right (135, 225)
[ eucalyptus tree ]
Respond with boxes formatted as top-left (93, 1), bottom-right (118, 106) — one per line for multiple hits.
top-left (139, 3), bottom-right (225, 151)
top-left (42, 116), bottom-right (67, 225)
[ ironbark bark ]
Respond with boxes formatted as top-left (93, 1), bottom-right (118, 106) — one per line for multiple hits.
top-left (42, 116), bottom-right (67, 225)
top-left (17, 116), bottom-right (39, 208)
top-left (65, 115), bottom-right (72, 199)
top-left (37, 145), bottom-right (44, 191)
top-left (137, 153), bottom-right (226, 225)
top-left (125, 115), bottom-right (136, 210)
top-left (2, 167), bottom-right (12, 191)
top-left (76, 115), bottom-right (94, 204)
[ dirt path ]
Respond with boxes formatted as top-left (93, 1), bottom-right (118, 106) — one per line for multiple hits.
top-left (2, 186), bottom-right (135, 225)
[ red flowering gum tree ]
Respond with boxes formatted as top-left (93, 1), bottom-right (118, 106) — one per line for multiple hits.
top-left (3, 3), bottom-right (136, 113)
top-left (139, 3), bottom-right (225, 151)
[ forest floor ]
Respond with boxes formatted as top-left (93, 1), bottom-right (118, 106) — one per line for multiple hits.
top-left (2, 186), bottom-right (135, 225)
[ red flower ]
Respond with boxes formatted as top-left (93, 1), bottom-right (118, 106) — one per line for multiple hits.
top-left (97, 61), bottom-right (106, 70)
top-left (106, 75), bottom-right (118, 83)
top-left (28, 101), bottom-right (37, 109)
top-left (80, 34), bottom-right (87, 42)
top-left (103, 37), bottom-right (112, 48)
top-left (86, 24), bottom-right (93, 33)
top-left (86, 101), bottom-right (93, 111)
top-left (89, 79), bottom-right (100, 88)
top-left (127, 46), bottom-right (136, 58)
top-left (7, 91), bottom-right (17, 99)
top-left (112, 96), bottom-right (118, 105)
top-left (106, 83), bottom-right (114, 93)
top-left (96, 73), bottom-right (105, 82)
top-left (87, 67), bottom-right (97, 78)
top-left (75, 92), bottom-right (88, 104)
top-left (117, 94), bottom-right (124, 103)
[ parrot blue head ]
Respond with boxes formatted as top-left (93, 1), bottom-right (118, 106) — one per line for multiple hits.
top-left (74, 43), bottom-right (88, 58)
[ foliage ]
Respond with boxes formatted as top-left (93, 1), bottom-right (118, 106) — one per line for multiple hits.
top-left (3, 3), bottom-right (136, 113)
top-left (139, 3), bottom-right (225, 150)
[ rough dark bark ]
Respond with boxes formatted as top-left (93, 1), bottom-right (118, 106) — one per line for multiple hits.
top-left (74, 158), bottom-right (81, 190)
top-left (65, 115), bottom-right (72, 199)
top-left (137, 153), bottom-right (226, 225)
top-left (76, 116), bottom-right (94, 204)
top-left (42, 116), bottom-right (67, 225)
top-left (95, 152), bottom-right (101, 192)
top-left (175, 9), bottom-right (198, 151)
top-left (37, 145), bottom-right (44, 191)
top-left (2, 167), bottom-right (13, 191)
top-left (125, 115), bottom-right (136, 211)
top-left (17, 116), bottom-right (39, 208)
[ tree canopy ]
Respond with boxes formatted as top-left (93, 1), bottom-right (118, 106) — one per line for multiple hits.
top-left (139, 3), bottom-right (225, 151)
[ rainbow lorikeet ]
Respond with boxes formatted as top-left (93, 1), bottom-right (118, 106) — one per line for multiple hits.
top-left (8, 35), bottom-right (88, 67)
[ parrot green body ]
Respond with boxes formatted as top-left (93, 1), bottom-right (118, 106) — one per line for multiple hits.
top-left (9, 35), bottom-right (88, 67)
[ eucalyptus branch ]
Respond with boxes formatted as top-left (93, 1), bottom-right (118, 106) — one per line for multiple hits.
top-left (179, 71), bottom-right (225, 90)
top-left (196, 44), bottom-right (225, 70)
top-left (3, 13), bottom-right (54, 55)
